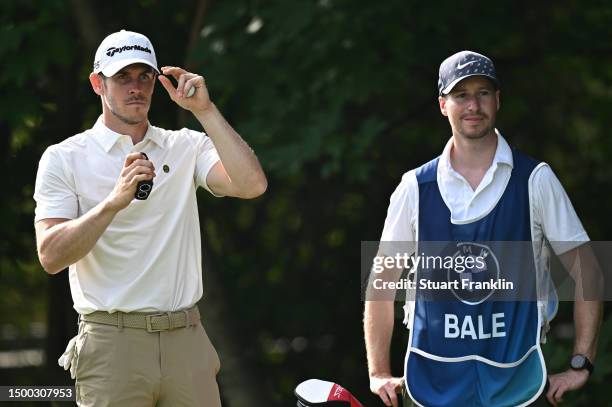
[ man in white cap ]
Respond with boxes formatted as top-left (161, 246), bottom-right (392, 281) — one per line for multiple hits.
top-left (364, 50), bottom-right (602, 406)
top-left (34, 29), bottom-right (267, 406)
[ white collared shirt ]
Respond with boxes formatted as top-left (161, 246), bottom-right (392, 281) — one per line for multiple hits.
top-left (34, 117), bottom-right (220, 314)
top-left (380, 130), bottom-right (588, 328)
top-left (381, 130), bottom-right (588, 247)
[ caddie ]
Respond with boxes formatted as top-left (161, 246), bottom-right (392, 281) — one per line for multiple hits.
top-left (364, 50), bottom-right (602, 407)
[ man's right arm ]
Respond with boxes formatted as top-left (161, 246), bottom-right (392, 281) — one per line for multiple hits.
top-left (35, 152), bottom-right (155, 274)
top-left (365, 172), bottom-right (416, 406)
top-left (36, 205), bottom-right (116, 274)
top-left (364, 299), bottom-right (403, 407)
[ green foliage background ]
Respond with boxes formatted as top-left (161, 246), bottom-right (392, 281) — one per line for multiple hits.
top-left (1, 0), bottom-right (610, 405)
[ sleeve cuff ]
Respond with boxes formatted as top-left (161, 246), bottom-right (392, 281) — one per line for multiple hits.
top-left (34, 212), bottom-right (76, 223)
top-left (549, 232), bottom-right (590, 255)
top-left (198, 158), bottom-right (224, 197)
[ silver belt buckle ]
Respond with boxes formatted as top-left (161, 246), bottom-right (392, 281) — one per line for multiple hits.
top-left (145, 313), bottom-right (166, 332)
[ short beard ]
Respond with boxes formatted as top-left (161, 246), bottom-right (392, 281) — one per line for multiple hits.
top-left (109, 106), bottom-right (143, 125)
top-left (461, 126), bottom-right (494, 140)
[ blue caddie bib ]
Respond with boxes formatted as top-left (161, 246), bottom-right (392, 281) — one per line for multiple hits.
top-left (404, 149), bottom-right (547, 407)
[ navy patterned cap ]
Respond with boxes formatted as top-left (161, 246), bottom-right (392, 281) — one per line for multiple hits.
top-left (438, 51), bottom-right (499, 95)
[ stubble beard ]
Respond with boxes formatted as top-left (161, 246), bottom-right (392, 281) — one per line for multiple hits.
top-left (106, 95), bottom-right (147, 126)
top-left (460, 125), bottom-right (494, 140)
top-left (457, 116), bottom-right (496, 141)
top-left (110, 106), bottom-right (144, 125)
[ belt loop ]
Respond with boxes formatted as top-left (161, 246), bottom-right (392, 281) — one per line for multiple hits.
top-left (117, 312), bottom-right (124, 331)
top-left (167, 312), bottom-right (173, 330)
top-left (183, 310), bottom-right (190, 328)
top-left (77, 315), bottom-right (83, 335)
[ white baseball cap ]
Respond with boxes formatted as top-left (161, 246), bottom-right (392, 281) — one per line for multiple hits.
top-left (93, 30), bottom-right (159, 76)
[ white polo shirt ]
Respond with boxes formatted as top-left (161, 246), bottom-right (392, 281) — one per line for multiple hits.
top-left (380, 130), bottom-right (589, 331)
top-left (34, 117), bottom-right (221, 314)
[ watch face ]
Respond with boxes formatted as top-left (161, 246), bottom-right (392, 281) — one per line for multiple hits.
top-left (571, 355), bottom-right (586, 369)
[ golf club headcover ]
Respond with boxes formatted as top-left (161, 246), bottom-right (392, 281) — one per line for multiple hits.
top-left (295, 379), bottom-right (363, 407)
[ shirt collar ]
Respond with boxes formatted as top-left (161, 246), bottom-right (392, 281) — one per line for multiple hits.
top-left (91, 116), bottom-right (166, 152)
top-left (439, 129), bottom-right (513, 175)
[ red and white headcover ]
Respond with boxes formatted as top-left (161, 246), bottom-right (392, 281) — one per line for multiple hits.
top-left (295, 379), bottom-right (364, 407)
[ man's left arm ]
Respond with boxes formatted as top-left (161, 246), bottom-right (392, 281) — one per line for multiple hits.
top-left (547, 246), bottom-right (603, 406)
top-left (158, 66), bottom-right (267, 199)
top-left (531, 165), bottom-right (604, 405)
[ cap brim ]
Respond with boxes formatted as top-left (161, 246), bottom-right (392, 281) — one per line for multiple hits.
top-left (96, 58), bottom-right (160, 76)
top-left (441, 74), bottom-right (499, 95)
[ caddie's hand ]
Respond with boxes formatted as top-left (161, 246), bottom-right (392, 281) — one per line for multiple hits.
top-left (105, 152), bottom-right (156, 212)
top-left (546, 369), bottom-right (589, 406)
top-left (158, 66), bottom-right (211, 113)
top-left (369, 375), bottom-right (403, 407)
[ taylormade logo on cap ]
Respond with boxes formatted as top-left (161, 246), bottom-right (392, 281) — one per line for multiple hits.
top-left (93, 30), bottom-right (159, 77)
top-left (106, 44), bottom-right (152, 58)
top-left (438, 50), bottom-right (500, 95)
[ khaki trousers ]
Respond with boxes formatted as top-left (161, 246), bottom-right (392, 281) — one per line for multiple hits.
top-left (74, 318), bottom-right (221, 407)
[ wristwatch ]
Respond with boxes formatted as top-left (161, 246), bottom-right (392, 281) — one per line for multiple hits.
top-left (570, 354), bottom-right (594, 374)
